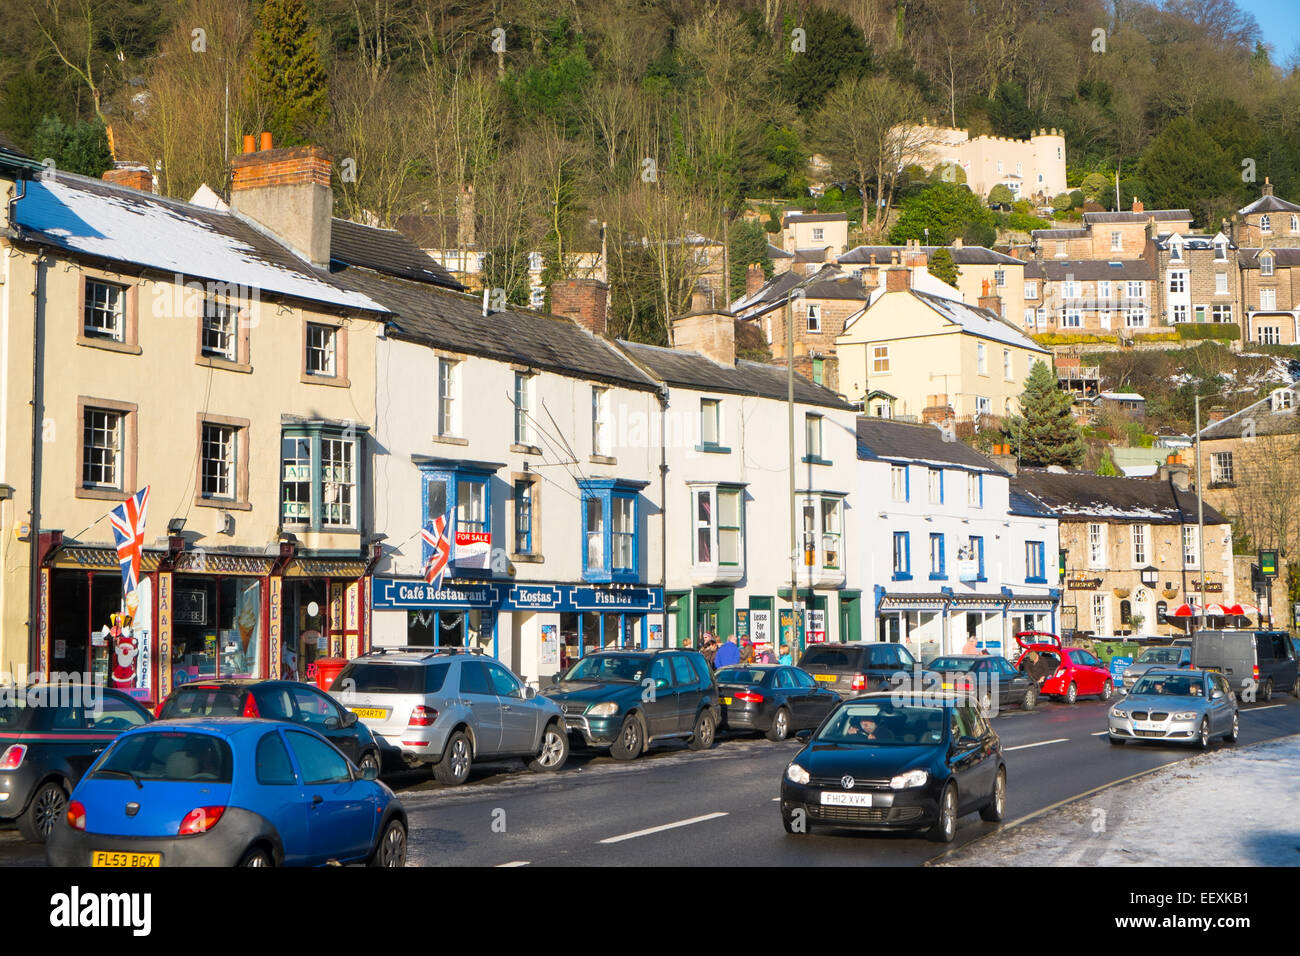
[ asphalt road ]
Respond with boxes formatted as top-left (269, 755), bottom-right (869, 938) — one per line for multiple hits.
top-left (3, 694), bottom-right (1297, 866)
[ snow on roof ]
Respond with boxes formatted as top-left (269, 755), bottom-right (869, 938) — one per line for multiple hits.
top-left (911, 290), bottom-right (1049, 352)
top-left (1098, 391), bottom-right (1145, 401)
top-left (15, 175), bottom-right (386, 313)
top-left (1119, 464), bottom-right (1158, 477)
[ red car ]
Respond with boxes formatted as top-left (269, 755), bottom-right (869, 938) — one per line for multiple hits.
top-left (1012, 632), bottom-right (1113, 704)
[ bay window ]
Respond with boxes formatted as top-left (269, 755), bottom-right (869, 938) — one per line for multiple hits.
top-left (690, 484), bottom-right (744, 583)
top-left (281, 422), bottom-right (366, 532)
top-left (417, 460), bottom-right (498, 576)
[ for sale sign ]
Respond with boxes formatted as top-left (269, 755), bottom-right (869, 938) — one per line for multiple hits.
top-left (456, 530), bottom-right (491, 569)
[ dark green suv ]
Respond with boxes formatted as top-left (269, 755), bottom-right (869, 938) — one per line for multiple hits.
top-left (544, 650), bottom-right (719, 760)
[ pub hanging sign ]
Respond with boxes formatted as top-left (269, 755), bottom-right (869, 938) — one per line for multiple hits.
top-left (1067, 577), bottom-right (1103, 590)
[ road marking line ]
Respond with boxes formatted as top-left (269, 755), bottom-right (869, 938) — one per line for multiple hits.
top-left (1246, 704), bottom-right (1285, 711)
top-left (599, 812), bottom-right (728, 844)
top-left (496, 861), bottom-right (529, 867)
top-left (1003, 737), bottom-right (1069, 751)
top-left (771, 796), bottom-right (780, 801)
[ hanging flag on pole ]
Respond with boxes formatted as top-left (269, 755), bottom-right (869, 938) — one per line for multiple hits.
top-left (421, 512), bottom-right (451, 589)
top-left (109, 485), bottom-right (150, 594)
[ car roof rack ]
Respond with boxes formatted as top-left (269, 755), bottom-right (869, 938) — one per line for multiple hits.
top-left (362, 645), bottom-right (484, 657)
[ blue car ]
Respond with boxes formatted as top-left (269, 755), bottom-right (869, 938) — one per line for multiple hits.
top-left (45, 719), bottom-right (407, 867)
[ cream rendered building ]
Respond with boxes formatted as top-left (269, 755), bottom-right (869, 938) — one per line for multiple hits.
top-left (905, 124), bottom-right (1067, 202)
top-left (836, 267), bottom-right (1049, 422)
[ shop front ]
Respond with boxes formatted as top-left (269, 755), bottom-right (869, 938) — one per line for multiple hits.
top-left (37, 537), bottom-right (372, 705)
top-left (874, 590), bottom-right (949, 662)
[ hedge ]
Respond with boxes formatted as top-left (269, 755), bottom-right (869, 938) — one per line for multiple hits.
top-left (1175, 323), bottom-right (1241, 341)
top-left (1032, 332), bottom-right (1119, 346)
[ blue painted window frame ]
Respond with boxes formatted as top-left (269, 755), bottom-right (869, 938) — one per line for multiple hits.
top-left (892, 532), bottom-right (911, 581)
top-left (419, 463), bottom-right (494, 578)
top-left (971, 535), bottom-right (985, 581)
top-left (1026, 541), bottom-right (1046, 583)
top-left (929, 533), bottom-right (946, 580)
top-left (579, 478), bottom-right (644, 584)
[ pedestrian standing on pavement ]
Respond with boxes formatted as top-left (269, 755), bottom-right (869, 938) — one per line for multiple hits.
top-left (778, 644), bottom-right (793, 666)
top-left (715, 635), bottom-right (741, 669)
top-left (739, 639), bottom-right (756, 665)
top-left (702, 637), bottom-right (718, 668)
top-left (962, 635), bottom-right (979, 655)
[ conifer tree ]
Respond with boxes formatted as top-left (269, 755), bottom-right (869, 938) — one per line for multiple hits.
top-left (250, 0), bottom-right (329, 147)
top-left (927, 247), bottom-right (959, 287)
top-left (1007, 361), bottom-right (1086, 467)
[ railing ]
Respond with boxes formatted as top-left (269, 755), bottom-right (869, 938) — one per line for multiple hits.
top-left (1056, 366), bottom-right (1100, 379)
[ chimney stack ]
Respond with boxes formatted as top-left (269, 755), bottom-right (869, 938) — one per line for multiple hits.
top-left (952, 236), bottom-right (963, 249)
top-left (978, 292), bottom-right (1003, 317)
top-left (1208, 405), bottom-right (1229, 423)
top-left (457, 184), bottom-right (476, 247)
top-left (989, 453), bottom-right (1018, 476)
top-left (1158, 461), bottom-right (1191, 491)
top-left (1131, 197), bottom-right (1144, 214)
top-left (102, 164), bottom-right (154, 193)
top-left (1263, 177), bottom-right (1274, 198)
top-left (671, 306), bottom-right (736, 366)
top-left (745, 263), bottom-right (765, 297)
top-left (885, 266), bottom-right (911, 293)
top-left (551, 278), bottom-right (608, 335)
top-left (229, 133), bottom-right (334, 267)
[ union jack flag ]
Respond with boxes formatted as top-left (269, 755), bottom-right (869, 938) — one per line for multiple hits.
top-left (108, 485), bottom-right (150, 594)
top-left (421, 513), bottom-right (451, 589)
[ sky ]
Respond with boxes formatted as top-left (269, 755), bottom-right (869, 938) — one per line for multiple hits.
top-left (1239, 0), bottom-right (1300, 65)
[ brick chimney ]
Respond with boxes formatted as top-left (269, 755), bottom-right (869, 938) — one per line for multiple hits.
top-left (1131, 197), bottom-right (1144, 214)
top-left (457, 184), bottom-right (476, 246)
top-left (885, 266), bottom-right (911, 293)
top-left (551, 278), bottom-right (608, 335)
top-left (672, 307), bottom-right (735, 366)
top-left (952, 237), bottom-right (963, 249)
top-left (230, 133), bottom-right (333, 267)
top-left (102, 164), bottom-right (154, 193)
top-left (978, 292), bottom-right (1003, 317)
top-left (745, 263), bottom-right (765, 296)
top-left (1262, 177), bottom-right (1274, 198)
top-left (905, 239), bottom-right (928, 268)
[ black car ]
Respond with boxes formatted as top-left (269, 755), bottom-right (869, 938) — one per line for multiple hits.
top-left (715, 665), bottom-right (841, 741)
top-left (0, 685), bottom-right (153, 842)
top-left (924, 655), bottom-right (1038, 713)
top-left (156, 679), bottom-right (384, 775)
top-left (779, 692), bottom-right (1006, 842)
top-left (796, 642), bottom-right (930, 698)
top-left (544, 650), bottom-right (718, 760)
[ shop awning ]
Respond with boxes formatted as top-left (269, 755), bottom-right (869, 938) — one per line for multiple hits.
top-left (879, 593), bottom-right (950, 611)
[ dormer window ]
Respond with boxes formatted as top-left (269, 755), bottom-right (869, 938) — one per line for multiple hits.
top-left (1273, 390), bottom-right (1294, 412)
top-left (1214, 241), bottom-right (1227, 261)
top-left (1169, 241), bottom-right (1182, 261)
top-left (1261, 253), bottom-right (1274, 277)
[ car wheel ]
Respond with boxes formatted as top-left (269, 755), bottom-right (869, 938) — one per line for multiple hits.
top-left (238, 846), bottom-right (273, 867)
top-left (367, 818), bottom-right (407, 868)
top-left (1292, 676), bottom-right (1300, 699)
top-left (433, 731), bottom-right (472, 785)
top-left (1108, 734), bottom-right (1125, 746)
top-left (18, 781), bottom-right (67, 843)
top-left (979, 767), bottom-right (1006, 822)
top-left (609, 713), bottom-right (645, 761)
top-left (1261, 679), bottom-right (1273, 703)
top-left (978, 691), bottom-right (994, 717)
top-left (687, 708), bottom-right (716, 751)
top-left (358, 749), bottom-right (381, 777)
top-left (1064, 681), bottom-right (1078, 705)
top-left (766, 707), bottom-right (792, 742)
top-left (927, 782), bottom-right (958, 843)
top-left (1022, 686), bottom-right (1038, 711)
top-left (527, 722), bottom-right (569, 772)
top-left (1197, 717), bottom-right (1211, 750)
top-left (1226, 712), bottom-right (1240, 744)
top-left (1100, 679), bottom-right (1113, 702)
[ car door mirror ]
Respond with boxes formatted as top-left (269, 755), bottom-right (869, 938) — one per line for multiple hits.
top-left (524, 686), bottom-right (537, 700)
top-left (794, 729), bottom-right (814, 741)
top-left (550, 673), bottom-right (562, 686)
top-left (341, 710), bottom-right (359, 728)
top-left (1210, 689), bottom-right (1224, 701)
top-left (1119, 686), bottom-right (1128, 696)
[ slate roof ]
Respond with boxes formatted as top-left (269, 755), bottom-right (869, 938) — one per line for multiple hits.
top-left (839, 245), bottom-right (1024, 266)
top-left (332, 265), bottom-right (658, 391)
top-left (1083, 210), bottom-right (1192, 224)
top-left (330, 218), bottom-right (461, 289)
top-left (1153, 233), bottom-right (1232, 251)
top-left (11, 171), bottom-right (386, 313)
top-left (1238, 247), bottom-right (1300, 269)
top-left (1238, 194), bottom-right (1300, 215)
top-left (0, 132), bottom-right (43, 173)
top-left (793, 247), bottom-right (833, 263)
top-left (766, 243), bottom-right (793, 259)
top-left (904, 290), bottom-right (1049, 352)
top-left (783, 212), bottom-right (848, 226)
top-left (1197, 385), bottom-right (1300, 440)
top-left (617, 340), bottom-right (853, 409)
top-left (856, 418), bottom-right (1003, 471)
top-left (1011, 469), bottom-right (1227, 524)
top-left (1032, 228), bottom-right (1088, 240)
top-left (1033, 259), bottom-right (1155, 280)
top-left (1008, 484), bottom-right (1056, 519)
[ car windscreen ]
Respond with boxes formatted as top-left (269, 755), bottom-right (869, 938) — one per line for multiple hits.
top-left (1130, 675), bottom-right (1203, 697)
top-left (0, 698), bottom-right (25, 728)
top-left (715, 668), bottom-right (770, 685)
top-left (816, 701), bottom-right (945, 746)
top-left (798, 647), bottom-right (862, 670)
top-left (333, 662), bottom-right (449, 695)
top-left (562, 656), bottom-right (651, 683)
top-left (1136, 648), bottom-right (1184, 665)
top-left (160, 687), bottom-right (245, 718)
top-left (94, 732), bottom-right (234, 783)
top-left (926, 658), bottom-right (977, 672)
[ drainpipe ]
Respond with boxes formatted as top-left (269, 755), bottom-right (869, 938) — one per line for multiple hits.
top-left (657, 384), bottom-right (669, 646)
top-left (27, 246), bottom-right (45, 677)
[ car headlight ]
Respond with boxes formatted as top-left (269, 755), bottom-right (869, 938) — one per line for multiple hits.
top-left (889, 769), bottom-right (929, 790)
top-left (1174, 712), bottom-right (1199, 720)
top-left (586, 701), bottom-right (619, 717)
top-left (785, 763), bottom-right (810, 785)
top-left (1111, 709), bottom-right (1128, 719)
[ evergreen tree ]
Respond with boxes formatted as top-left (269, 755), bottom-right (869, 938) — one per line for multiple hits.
top-left (1007, 361), bottom-right (1086, 467)
top-left (927, 247), bottom-right (960, 287)
top-left (728, 220), bottom-right (773, 300)
top-left (250, 0), bottom-right (330, 147)
top-left (31, 115), bottom-right (112, 177)
top-left (1097, 449), bottom-right (1119, 476)
top-left (889, 182), bottom-right (995, 246)
top-left (987, 184), bottom-right (1015, 208)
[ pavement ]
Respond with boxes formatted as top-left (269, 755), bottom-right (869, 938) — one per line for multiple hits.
top-left (936, 733), bottom-right (1300, 867)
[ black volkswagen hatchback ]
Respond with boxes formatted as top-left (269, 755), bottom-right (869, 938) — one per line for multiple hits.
top-left (779, 692), bottom-right (1005, 842)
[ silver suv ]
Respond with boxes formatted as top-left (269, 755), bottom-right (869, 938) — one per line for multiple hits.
top-left (329, 648), bottom-right (568, 785)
